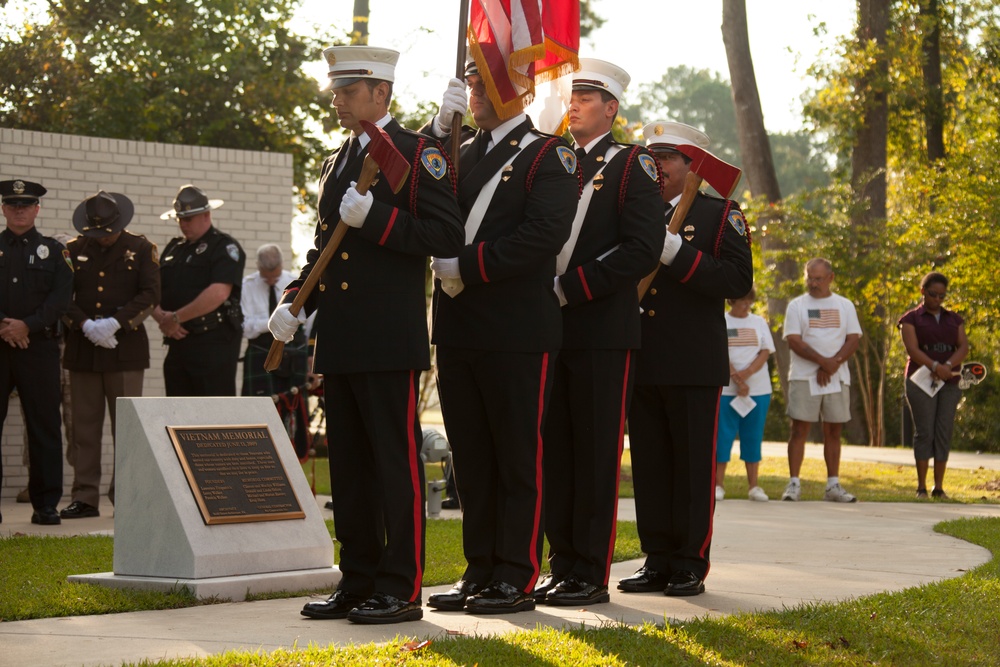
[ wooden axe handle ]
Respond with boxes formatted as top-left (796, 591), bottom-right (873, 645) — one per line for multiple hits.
top-left (636, 171), bottom-right (704, 301)
top-left (264, 156), bottom-right (381, 372)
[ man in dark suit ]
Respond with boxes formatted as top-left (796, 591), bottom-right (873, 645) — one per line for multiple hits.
top-left (269, 46), bottom-right (464, 625)
top-left (0, 179), bottom-right (73, 526)
top-left (535, 59), bottom-right (664, 607)
top-left (61, 190), bottom-right (160, 518)
top-left (422, 62), bottom-right (579, 615)
top-left (619, 121), bottom-right (753, 597)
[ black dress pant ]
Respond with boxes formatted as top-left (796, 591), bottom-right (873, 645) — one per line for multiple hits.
top-left (163, 327), bottom-right (241, 397)
top-left (325, 370), bottom-right (426, 603)
top-left (436, 346), bottom-right (555, 593)
top-left (628, 383), bottom-right (721, 580)
top-left (542, 348), bottom-right (634, 586)
top-left (0, 338), bottom-right (63, 510)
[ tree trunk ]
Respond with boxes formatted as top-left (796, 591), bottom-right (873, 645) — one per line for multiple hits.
top-left (352, 0), bottom-right (370, 45)
top-left (721, 0), bottom-right (796, 400)
top-left (920, 0), bottom-right (946, 162)
top-left (849, 0), bottom-right (892, 446)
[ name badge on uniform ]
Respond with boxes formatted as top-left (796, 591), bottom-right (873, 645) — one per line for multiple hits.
top-left (77, 254), bottom-right (89, 262)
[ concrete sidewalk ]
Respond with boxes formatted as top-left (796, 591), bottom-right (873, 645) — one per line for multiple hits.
top-left (2, 446), bottom-right (1000, 667)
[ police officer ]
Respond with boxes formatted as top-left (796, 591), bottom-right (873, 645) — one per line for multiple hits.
top-left (0, 179), bottom-right (73, 526)
top-left (423, 61), bottom-right (578, 615)
top-left (619, 122), bottom-right (753, 597)
top-left (153, 185), bottom-right (245, 396)
top-left (60, 191), bottom-right (160, 518)
top-left (268, 46), bottom-right (464, 625)
top-left (537, 59), bottom-right (664, 606)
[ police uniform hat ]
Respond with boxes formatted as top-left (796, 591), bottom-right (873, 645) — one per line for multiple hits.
top-left (321, 45), bottom-right (399, 91)
top-left (73, 190), bottom-right (135, 237)
top-left (643, 121), bottom-right (711, 154)
top-left (160, 184), bottom-right (224, 220)
top-left (0, 179), bottom-right (47, 205)
top-left (573, 58), bottom-right (631, 102)
top-left (464, 60), bottom-right (480, 78)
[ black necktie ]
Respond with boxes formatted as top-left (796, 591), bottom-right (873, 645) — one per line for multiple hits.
top-left (268, 284), bottom-right (278, 315)
top-left (576, 147), bottom-right (587, 161)
top-left (478, 131), bottom-right (493, 158)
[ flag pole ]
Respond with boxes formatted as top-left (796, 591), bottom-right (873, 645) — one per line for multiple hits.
top-left (451, 0), bottom-right (471, 172)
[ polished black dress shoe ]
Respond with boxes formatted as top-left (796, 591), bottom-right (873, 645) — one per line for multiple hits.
top-left (428, 580), bottom-right (481, 611)
top-left (60, 501), bottom-right (100, 519)
top-left (347, 592), bottom-right (423, 624)
top-left (31, 508), bottom-right (61, 526)
top-left (301, 589), bottom-right (366, 619)
top-left (665, 570), bottom-right (705, 597)
top-left (617, 566), bottom-right (668, 592)
top-left (545, 575), bottom-right (610, 606)
top-left (532, 573), bottom-right (562, 601)
top-left (465, 580), bottom-right (535, 614)
top-left (441, 497), bottom-right (461, 510)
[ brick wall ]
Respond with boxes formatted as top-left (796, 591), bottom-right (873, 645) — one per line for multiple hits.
top-left (1, 127), bottom-right (295, 501)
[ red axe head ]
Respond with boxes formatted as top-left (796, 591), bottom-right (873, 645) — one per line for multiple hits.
top-left (358, 120), bottom-right (411, 194)
top-left (675, 144), bottom-right (742, 198)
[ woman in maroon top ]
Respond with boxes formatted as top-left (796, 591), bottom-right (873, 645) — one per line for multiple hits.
top-left (898, 272), bottom-right (969, 499)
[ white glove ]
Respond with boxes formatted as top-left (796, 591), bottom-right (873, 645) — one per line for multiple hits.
top-left (268, 303), bottom-right (307, 343)
top-left (95, 334), bottom-right (119, 349)
top-left (82, 319), bottom-right (100, 344)
top-left (434, 78), bottom-right (469, 136)
top-left (430, 257), bottom-right (460, 279)
top-left (94, 317), bottom-right (121, 340)
top-left (660, 231), bottom-right (682, 265)
top-left (553, 277), bottom-right (567, 307)
top-left (339, 182), bottom-right (373, 228)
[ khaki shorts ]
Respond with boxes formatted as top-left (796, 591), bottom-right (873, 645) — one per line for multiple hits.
top-left (786, 380), bottom-right (852, 423)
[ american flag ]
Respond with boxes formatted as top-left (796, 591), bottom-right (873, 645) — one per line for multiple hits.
top-left (727, 328), bottom-right (758, 347)
top-left (808, 309), bottom-right (841, 329)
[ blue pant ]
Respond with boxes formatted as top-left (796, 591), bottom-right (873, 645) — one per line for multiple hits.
top-left (716, 394), bottom-right (772, 463)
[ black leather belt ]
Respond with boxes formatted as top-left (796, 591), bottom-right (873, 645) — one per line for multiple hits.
top-left (185, 311), bottom-right (224, 334)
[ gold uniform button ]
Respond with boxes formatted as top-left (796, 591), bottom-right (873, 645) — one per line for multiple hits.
top-left (650, 288), bottom-right (657, 295)
top-left (318, 284), bottom-right (326, 292)
top-left (341, 252), bottom-right (349, 260)
top-left (95, 302), bottom-right (102, 308)
top-left (97, 286), bottom-right (104, 292)
top-left (321, 223), bottom-right (328, 231)
top-left (341, 282), bottom-right (349, 290)
top-left (648, 310), bottom-right (656, 317)
top-left (99, 271), bottom-right (105, 277)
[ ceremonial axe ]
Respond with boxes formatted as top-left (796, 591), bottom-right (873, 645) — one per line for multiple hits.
top-left (264, 120), bottom-right (411, 372)
top-left (636, 146), bottom-right (743, 300)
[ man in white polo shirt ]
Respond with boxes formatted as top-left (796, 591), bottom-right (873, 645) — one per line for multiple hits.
top-left (781, 257), bottom-right (862, 502)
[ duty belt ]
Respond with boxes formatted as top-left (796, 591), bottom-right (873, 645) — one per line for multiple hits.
top-left (185, 310), bottom-right (224, 334)
top-left (920, 343), bottom-right (955, 353)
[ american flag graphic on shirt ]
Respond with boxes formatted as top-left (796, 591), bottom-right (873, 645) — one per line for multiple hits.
top-left (727, 328), bottom-right (758, 347)
top-left (808, 309), bottom-right (841, 328)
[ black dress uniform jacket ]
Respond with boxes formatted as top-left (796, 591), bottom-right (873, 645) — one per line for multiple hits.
top-left (559, 134), bottom-right (664, 349)
top-left (285, 119), bottom-right (465, 373)
top-left (431, 118), bottom-right (578, 351)
top-left (63, 231), bottom-right (160, 372)
top-left (636, 192), bottom-right (754, 384)
top-left (0, 228), bottom-right (73, 335)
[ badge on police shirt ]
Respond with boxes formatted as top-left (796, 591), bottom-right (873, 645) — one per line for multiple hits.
top-left (226, 243), bottom-right (240, 262)
top-left (638, 154), bottom-right (659, 182)
top-left (36, 244), bottom-right (49, 259)
top-left (555, 146), bottom-right (577, 174)
top-left (196, 242), bottom-right (208, 254)
top-left (728, 210), bottom-right (748, 237)
top-left (124, 249), bottom-right (136, 262)
top-left (420, 147), bottom-right (447, 180)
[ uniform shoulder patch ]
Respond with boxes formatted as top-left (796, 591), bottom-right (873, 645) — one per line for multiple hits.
top-left (728, 209), bottom-right (747, 236)
top-left (420, 146), bottom-right (447, 180)
top-left (226, 243), bottom-right (240, 262)
top-left (555, 145), bottom-right (577, 174)
top-left (638, 154), bottom-right (659, 182)
top-left (151, 242), bottom-right (159, 265)
top-left (62, 248), bottom-right (74, 271)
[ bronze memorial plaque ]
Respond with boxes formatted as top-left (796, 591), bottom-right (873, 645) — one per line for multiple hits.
top-left (166, 425), bottom-right (305, 525)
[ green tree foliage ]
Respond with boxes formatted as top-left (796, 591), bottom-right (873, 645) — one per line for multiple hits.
top-left (0, 0), bottom-right (338, 197)
top-left (791, 0), bottom-right (1000, 450)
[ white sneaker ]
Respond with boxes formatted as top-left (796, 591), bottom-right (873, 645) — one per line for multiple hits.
top-left (824, 482), bottom-right (858, 503)
top-left (715, 485), bottom-right (725, 501)
top-left (748, 486), bottom-right (769, 502)
top-left (781, 481), bottom-right (801, 501)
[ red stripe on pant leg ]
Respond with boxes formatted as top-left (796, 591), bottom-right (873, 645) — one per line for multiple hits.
top-left (698, 386), bottom-right (722, 578)
top-left (525, 351), bottom-right (549, 592)
top-left (406, 369), bottom-right (424, 601)
top-left (603, 349), bottom-right (631, 585)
